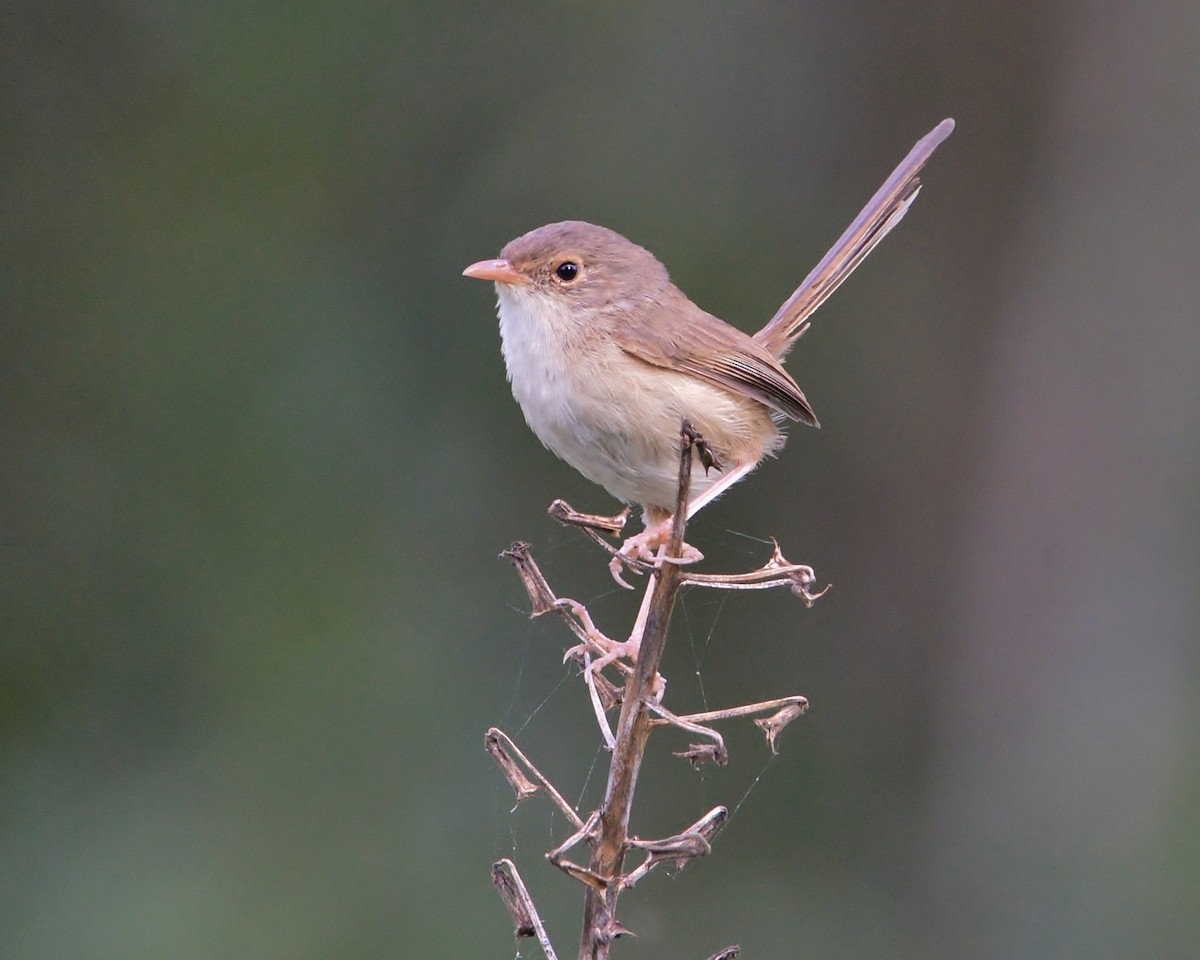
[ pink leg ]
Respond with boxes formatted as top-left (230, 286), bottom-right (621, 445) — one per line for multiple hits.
top-left (578, 569), bottom-right (658, 678)
top-left (686, 459), bottom-right (759, 518)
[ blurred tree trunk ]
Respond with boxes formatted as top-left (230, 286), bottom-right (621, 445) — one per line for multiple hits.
top-left (918, 2), bottom-right (1200, 957)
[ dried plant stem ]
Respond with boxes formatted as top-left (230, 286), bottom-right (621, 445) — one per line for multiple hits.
top-left (577, 423), bottom-right (698, 960)
top-left (491, 421), bottom-right (824, 960)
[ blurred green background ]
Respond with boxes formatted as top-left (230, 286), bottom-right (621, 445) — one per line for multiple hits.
top-left (3, 2), bottom-right (1198, 958)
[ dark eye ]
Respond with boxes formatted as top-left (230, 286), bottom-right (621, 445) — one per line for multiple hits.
top-left (555, 261), bottom-right (580, 282)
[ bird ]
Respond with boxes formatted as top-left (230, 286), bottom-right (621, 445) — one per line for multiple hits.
top-left (464, 119), bottom-right (953, 586)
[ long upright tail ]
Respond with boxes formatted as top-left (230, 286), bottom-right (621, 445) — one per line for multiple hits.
top-left (754, 118), bottom-right (955, 359)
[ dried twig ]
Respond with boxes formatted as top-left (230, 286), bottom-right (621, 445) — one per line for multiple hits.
top-left (489, 420), bottom-right (824, 960)
top-left (575, 421), bottom-right (700, 959)
top-left (623, 806), bottom-right (728, 888)
top-left (681, 539), bottom-right (831, 605)
top-left (653, 695), bottom-right (810, 755)
top-left (548, 499), bottom-right (631, 536)
top-left (493, 859), bottom-right (560, 960)
top-left (485, 728), bottom-right (585, 828)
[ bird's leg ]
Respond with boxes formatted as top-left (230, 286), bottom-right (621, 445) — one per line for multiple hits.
top-left (558, 592), bottom-right (664, 705)
top-left (600, 553), bottom-right (668, 702)
top-left (556, 598), bottom-right (624, 667)
top-left (684, 459), bottom-right (759, 519)
top-left (623, 565), bottom-right (659, 658)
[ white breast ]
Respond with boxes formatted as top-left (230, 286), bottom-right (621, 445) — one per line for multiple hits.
top-left (496, 285), bottom-right (581, 447)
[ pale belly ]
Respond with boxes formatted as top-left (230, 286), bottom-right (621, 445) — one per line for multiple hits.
top-left (497, 292), bottom-right (781, 511)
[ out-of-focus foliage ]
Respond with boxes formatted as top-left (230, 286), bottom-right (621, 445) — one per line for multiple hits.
top-left (3, 2), bottom-right (1197, 958)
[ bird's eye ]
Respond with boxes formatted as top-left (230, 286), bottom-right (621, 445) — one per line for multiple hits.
top-left (555, 261), bottom-right (580, 282)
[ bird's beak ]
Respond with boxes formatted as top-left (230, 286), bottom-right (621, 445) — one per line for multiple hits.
top-left (462, 258), bottom-right (528, 285)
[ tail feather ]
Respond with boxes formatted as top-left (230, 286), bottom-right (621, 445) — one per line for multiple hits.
top-left (755, 118), bottom-right (955, 359)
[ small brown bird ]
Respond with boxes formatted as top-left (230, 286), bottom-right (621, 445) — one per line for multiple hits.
top-left (465, 120), bottom-right (953, 583)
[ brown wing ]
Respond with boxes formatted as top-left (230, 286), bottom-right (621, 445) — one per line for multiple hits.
top-left (615, 295), bottom-right (819, 426)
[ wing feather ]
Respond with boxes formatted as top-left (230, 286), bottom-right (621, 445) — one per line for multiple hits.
top-left (615, 300), bottom-right (819, 426)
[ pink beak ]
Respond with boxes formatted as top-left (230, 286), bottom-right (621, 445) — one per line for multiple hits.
top-left (462, 258), bottom-right (528, 284)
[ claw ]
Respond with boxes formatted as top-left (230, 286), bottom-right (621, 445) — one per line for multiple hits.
top-left (609, 554), bottom-right (639, 590)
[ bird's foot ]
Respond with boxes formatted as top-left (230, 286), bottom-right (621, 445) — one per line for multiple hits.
top-left (578, 637), bottom-right (640, 677)
top-left (609, 518), bottom-right (704, 589)
top-left (558, 598), bottom-right (628, 670)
